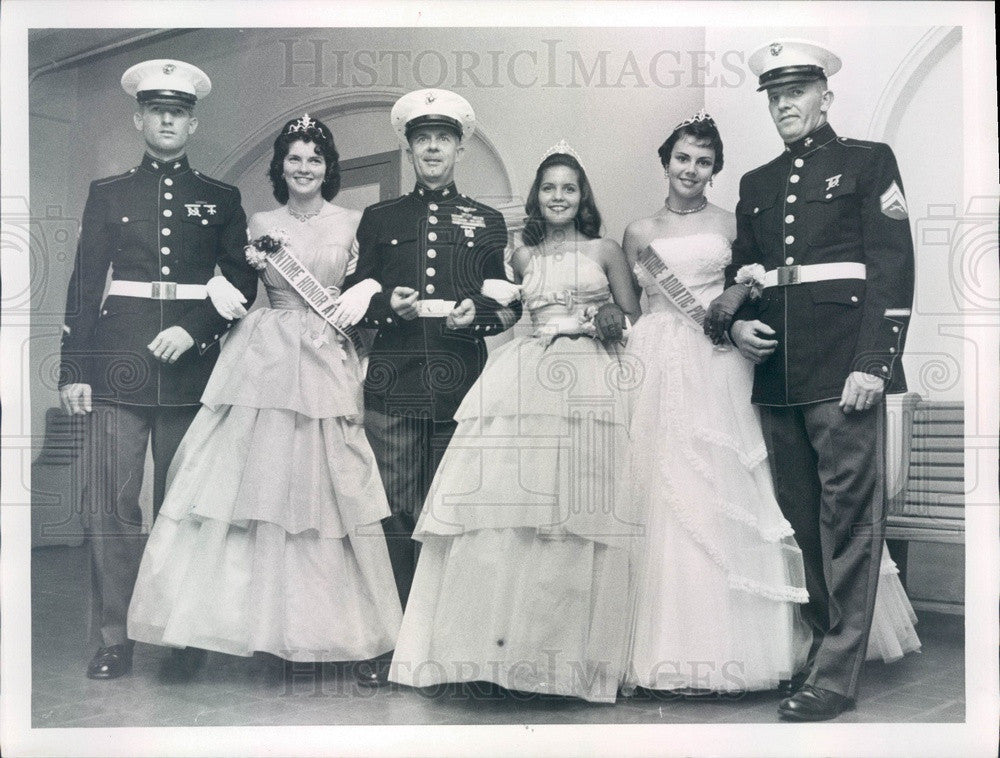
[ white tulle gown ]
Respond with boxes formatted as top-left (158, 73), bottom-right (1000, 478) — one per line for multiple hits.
top-left (127, 203), bottom-right (402, 662)
top-left (624, 232), bottom-right (918, 692)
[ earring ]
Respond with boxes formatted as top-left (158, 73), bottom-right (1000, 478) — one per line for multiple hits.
top-left (709, 177), bottom-right (714, 187)
top-left (664, 168), bottom-right (670, 178)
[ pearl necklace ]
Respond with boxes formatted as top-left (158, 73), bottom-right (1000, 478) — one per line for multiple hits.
top-left (664, 196), bottom-right (708, 215)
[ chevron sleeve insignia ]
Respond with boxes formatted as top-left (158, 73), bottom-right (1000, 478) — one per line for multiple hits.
top-left (880, 180), bottom-right (908, 220)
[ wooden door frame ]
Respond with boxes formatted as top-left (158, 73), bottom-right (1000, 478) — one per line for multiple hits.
top-left (339, 149), bottom-right (401, 201)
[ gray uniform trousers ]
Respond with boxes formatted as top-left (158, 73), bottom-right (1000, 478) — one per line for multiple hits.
top-left (758, 399), bottom-right (886, 699)
top-left (81, 401), bottom-right (199, 646)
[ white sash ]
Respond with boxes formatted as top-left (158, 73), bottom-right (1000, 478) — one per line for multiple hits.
top-left (265, 246), bottom-right (363, 351)
top-left (637, 244), bottom-right (707, 327)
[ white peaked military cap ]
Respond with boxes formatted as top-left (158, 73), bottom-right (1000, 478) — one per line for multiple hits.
top-left (121, 59), bottom-right (212, 108)
top-left (391, 89), bottom-right (476, 145)
top-left (748, 39), bottom-right (842, 92)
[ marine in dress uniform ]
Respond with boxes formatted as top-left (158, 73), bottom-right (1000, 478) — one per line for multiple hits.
top-left (345, 89), bottom-right (521, 620)
top-left (718, 40), bottom-right (915, 720)
top-left (58, 60), bottom-right (258, 679)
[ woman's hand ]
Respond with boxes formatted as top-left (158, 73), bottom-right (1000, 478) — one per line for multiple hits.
top-left (206, 275), bottom-right (248, 320)
top-left (331, 278), bottom-right (380, 328)
top-left (705, 283), bottom-right (751, 344)
top-left (594, 302), bottom-right (626, 342)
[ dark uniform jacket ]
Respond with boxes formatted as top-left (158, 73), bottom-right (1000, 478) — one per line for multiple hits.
top-left (347, 181), bottom-right (520, 421)
top-left (725, 123), bottom-right (915, 406)
top-left (59, 153), bottom-right (258, 406)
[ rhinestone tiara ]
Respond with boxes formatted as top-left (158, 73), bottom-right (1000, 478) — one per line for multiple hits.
top-left (286, 113), bottom-right (319, 134)
top-left (541, 139), bottom-right (585, 168)
top-left (673, 109), bottom-right (715, 132)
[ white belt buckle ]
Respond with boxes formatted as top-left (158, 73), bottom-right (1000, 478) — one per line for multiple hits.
top-left (776, 265), bottom-right (801, 286)
top-left (150, 281), bottom-right (177, 300)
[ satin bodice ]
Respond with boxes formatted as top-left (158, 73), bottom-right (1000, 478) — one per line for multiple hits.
top-left (248, 203), bottom-right (360, 311)
top-left (521, 251), bottom-right (612, 329)
top-left (634, 232), bottom-right (732, 313)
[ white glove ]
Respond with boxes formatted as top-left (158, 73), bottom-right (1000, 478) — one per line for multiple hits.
top-left (481, 278), bottom-right (522, 306)
top-left (206, 275), bottom-right (248, 320)
top-left (331, 278), bottom-right (381, 328)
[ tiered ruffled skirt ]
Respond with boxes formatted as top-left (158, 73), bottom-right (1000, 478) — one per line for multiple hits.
top-left (127, 308), bottom-right (402, 661)
top-left (390, 333), bottom-right (642, 702)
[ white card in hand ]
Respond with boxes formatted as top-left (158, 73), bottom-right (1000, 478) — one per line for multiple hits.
top-left (415, 299), bottom-right (458, 317)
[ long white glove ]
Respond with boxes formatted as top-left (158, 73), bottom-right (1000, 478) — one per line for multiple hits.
top-left (481, 278), bottom-right (522, 306)
top-left (206, 275), bottom-right (248, 320)
top-left (331, 278), bottom-right (381, 328)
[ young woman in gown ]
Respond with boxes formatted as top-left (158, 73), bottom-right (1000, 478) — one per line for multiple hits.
top-left (127, 116), bottom-right (402, 664)
top-left (389, 148), bottom-right (643, 703)
top-left (622, 113), bottom-right (919, 694)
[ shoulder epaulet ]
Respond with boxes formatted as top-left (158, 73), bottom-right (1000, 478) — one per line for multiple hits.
top-left (93, 168), bottom-right (136, 187)
top-left (835, 136), bottom-right (879, 151)
top-left (191, 170), bottom-right (239, 192)
top-left (364, 195), bottom-right (409, 213)
top-left (836, 135), bottom-right (891, 151)
top-left (743, 152), bottom-right (785, 178)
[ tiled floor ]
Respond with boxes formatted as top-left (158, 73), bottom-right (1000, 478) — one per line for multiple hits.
top-left (31, 545), bottom-right (964, 728)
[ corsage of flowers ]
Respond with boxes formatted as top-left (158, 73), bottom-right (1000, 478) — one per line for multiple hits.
top-left (245, 230), bottom-right (288, 270)
top-left (735, 263), bottom-right (767, 300)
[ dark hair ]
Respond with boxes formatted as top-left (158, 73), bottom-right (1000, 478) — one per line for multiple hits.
top-left (268, 116), bottom-right (341, 203)
top-left (657, 117), bottom-right (724, 175)
top-left (521, 153), bottom-right (602, 248)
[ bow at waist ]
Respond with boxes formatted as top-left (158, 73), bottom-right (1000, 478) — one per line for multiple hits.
top-left (524, 285), bottom-right (610, 312)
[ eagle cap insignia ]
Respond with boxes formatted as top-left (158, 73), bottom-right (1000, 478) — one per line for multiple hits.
top-left (769, 42), bottom-right (783, 56)
top-left (162, 63), bottom-right (176, 75)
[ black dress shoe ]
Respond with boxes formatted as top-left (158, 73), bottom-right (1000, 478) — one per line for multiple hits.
top-left (777, 670), bottom-right (810, 696)
top-left (355, 657), bottom-right (391, 688)
top-left (86, 644), bottom-right (133, 679)
top-left (159, 646), bottom-right (207, 682)
top-left (778, 684), bottom-right (856, 721)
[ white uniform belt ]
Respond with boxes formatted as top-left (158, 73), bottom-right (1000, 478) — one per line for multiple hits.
top-left (107, 280), bottom-right (207, 300)
top-left (763, 262), bottom-right (866, 288)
